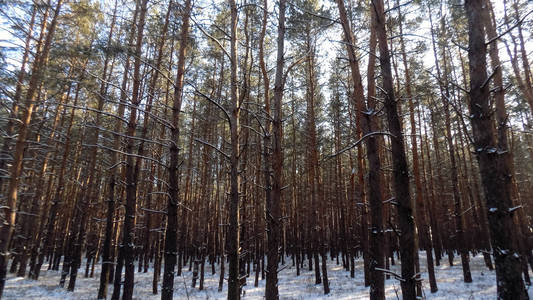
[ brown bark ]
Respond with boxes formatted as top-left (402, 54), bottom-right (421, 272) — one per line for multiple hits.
top-left (396, 1), bottom-right (436, 292)
top-left (0, 0), bottom-right (63, 296)
top-left (227, 1), bottom-right (241, 299)
top-left (337, 0), bottom-right (385, 298)
top-left (162, 0), bottom-right (192, 298)
top-left (485, 0), bottom-right (531, 286)
top-left (95, 1), bottom-right (121, 297)
top-left (261, 0), bottom-right (286, 298)
top-left (372, 0), bottom-right (416, 298)
top-left (465, 0), bottom-right (527, 298)
top-left (0, 5), bottom-right (36, 191)
top-left (120, 1), bottom-right (148, 298)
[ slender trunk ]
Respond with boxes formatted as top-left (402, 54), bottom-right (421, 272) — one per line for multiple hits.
top-left (0, 5), bottom-right (36, 191)
top-left (396, 0), bottom-right (436, 292)
top-left (261, 0), bottom-right (286, 298)
top-left (0, 1), bottom-right (63, 296)
top-left (161, 0), bottom-right (191, 298)
top-left (18, 73), bottom-right (74, 277)
top-left (120, 1), bottom-right (148, 299)
top-left (372, 1), bottom-right (416, 298)
top-left (227, 1), bottom-right (241, 298)
top-left (337, 1), bottom-right (385, 298)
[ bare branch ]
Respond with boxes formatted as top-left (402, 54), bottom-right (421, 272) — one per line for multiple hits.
top-left (486, 10), bottom-right (533, 45)
top-left (188, 82), bottom-right (232, 124)
top-left (191, 17), bottom-right (231, 61)
top-left (327, 132), bottom-right (396, 159)
top-left (194, 138), bottom-right (230, 160)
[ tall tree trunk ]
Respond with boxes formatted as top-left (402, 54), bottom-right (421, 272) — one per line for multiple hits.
top-left (302, 26), bottom-right (323, 289)
top-left (396, 0), bottom-right (437, 293)
top-left (227, 1), bottom-right (241, 299)
top-left (442, 36), bottom-right (473, 285)
top-left (0, 0), bottom-right (63, 296)
top-left (337, 0), bottom-right (385, 298)
top-left (372, 0), bottom-right (416, 298)
top-left (162, 0), bottom-right (192, 298)
top-left (136, 0), bottom-right (172, 277)
top-left (464, 0), bottom-right (527, 298)
top-left (96, 2), bottom-right (122, 297)
top-left (259, 0), bottom-right (285, 298)
top-left (121, 0), bottom-right (148, 298)
top-left (108, 11), bottom-right (140, 300)
top-left (486, 0), bottom-right (531, 289)
top-left (0, 5), bottom-right (36, 191)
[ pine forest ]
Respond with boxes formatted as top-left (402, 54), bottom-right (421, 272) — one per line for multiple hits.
top-left (0, 0), bottom-right (532, 299)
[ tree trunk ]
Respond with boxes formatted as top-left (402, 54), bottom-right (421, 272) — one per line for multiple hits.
top-left (465, 0), bottom-right (527, 298)
top-left (337, 0), bottom-right (385, 298)
top-left (227, 1), bottom-right (241, 299)
top-left (372, 0), bottom-right (416, 298)
top-left (396, 0), bottom-right (437, 293)
top-left (162, 0), bottom-right (192, 298)
top-left (0, 4), bottom-right (36, 191)
top-left (0, 0), bottom-right (63, 296)
top-left (120, 1), bottom-right (148, 299)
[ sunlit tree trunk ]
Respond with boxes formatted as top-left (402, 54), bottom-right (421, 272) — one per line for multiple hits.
top-left (0, 0), bottom-right (63, 296)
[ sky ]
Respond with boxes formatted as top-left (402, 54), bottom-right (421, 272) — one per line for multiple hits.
top-left (0, 0), bottom-right (531, 128)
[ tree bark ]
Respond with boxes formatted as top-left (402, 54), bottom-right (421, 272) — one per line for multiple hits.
top-left (227, 1), bottom-right (241, 299)
top-left (337, 0), bottom-right (385, 298)
top-left (465, 0), bottom-right (527, 298)
top-left (162, 0), bottom-right (192, 299)
top-left (0, 0), bottom-right (63, 296)
top-left (0, 4), bottom-right (36, 191)
top-left (120, 0), bottom-right (149, 298)
top-left (396, 0), bottom-right (437, 292)
top-left (372, 0), bottom-right (416, 298)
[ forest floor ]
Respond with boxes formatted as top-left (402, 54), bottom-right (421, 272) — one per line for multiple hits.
top-left (4, 252), bottom-right (533, 299)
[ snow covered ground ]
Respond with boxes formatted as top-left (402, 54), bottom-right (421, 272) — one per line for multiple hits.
top-left (4, 252), bottom-right (533, 299)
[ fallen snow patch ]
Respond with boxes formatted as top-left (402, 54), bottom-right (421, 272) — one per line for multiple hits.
top-left (4, 252), bottom-right (532, 299)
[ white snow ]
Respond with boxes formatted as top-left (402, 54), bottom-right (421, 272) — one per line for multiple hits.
top-left (4, 252), bottom-right (533, 299)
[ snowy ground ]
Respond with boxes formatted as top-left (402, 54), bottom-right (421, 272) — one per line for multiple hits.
top-left (5, 252), bottom-right (533, 299)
